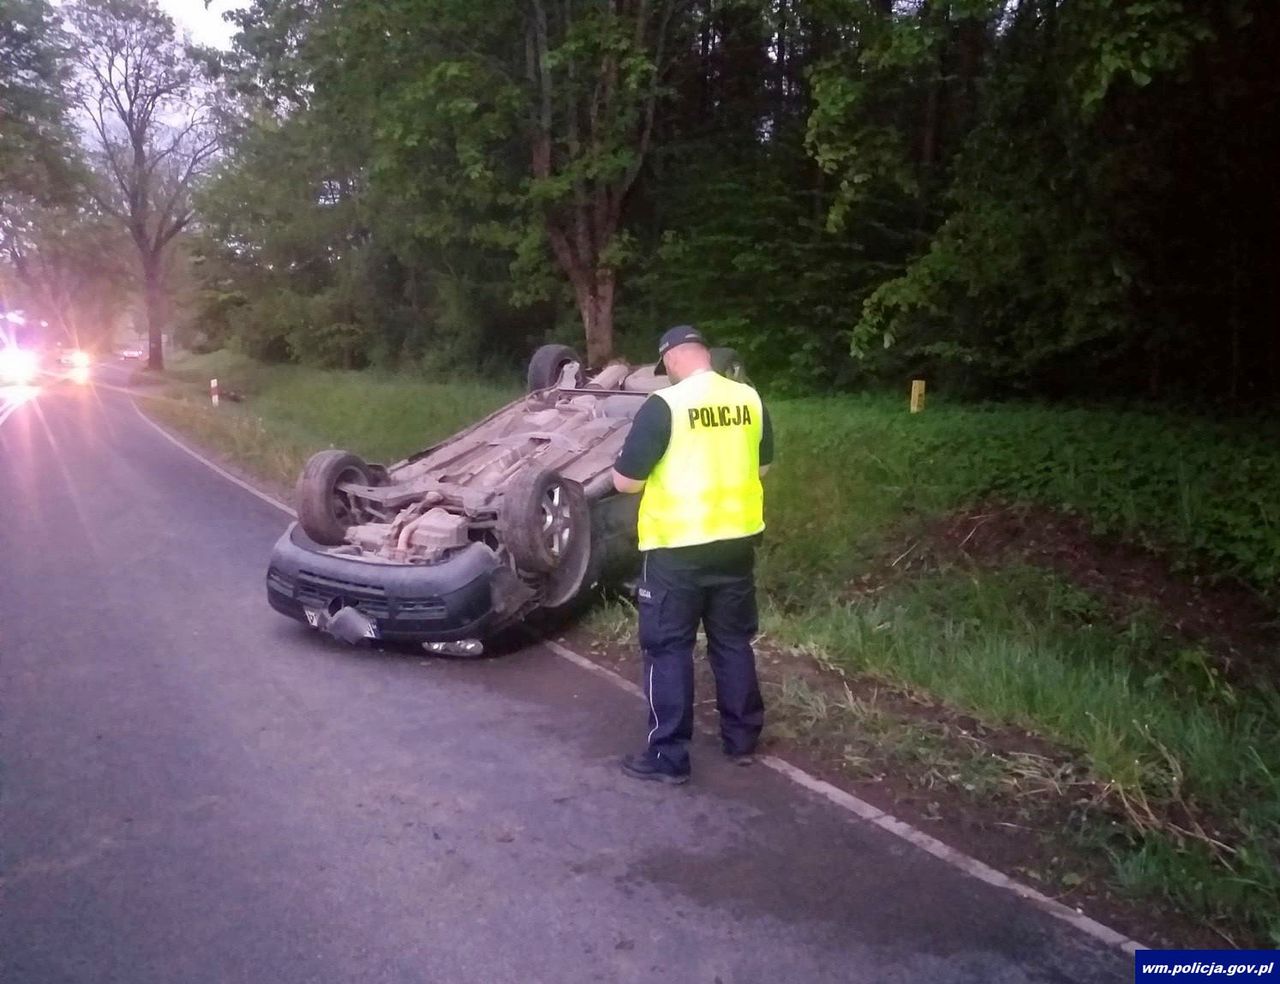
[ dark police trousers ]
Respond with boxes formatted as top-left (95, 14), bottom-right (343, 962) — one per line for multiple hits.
top-left (638, 550), bottom-right (764, 773)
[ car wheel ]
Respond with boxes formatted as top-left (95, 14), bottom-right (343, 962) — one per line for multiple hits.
top-left (296, 450), bottom-right (375, 546)
top-left (541, 481), bottom-right (595, 608)
top-left (527, 344), bottom-right (581, 393)
top-left (499, 467), bottom-right (590, 581)
top-left (710, 346), bottom-right (748, 383)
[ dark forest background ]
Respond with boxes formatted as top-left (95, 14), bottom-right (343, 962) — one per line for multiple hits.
top-left (4, 0), bottom-right (1279, 403)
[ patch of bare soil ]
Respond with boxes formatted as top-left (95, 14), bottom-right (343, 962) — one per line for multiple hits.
top-left (914, 503), bottom-right (1279, 686)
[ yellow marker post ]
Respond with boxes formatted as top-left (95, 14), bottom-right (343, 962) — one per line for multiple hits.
top-left (909, 379), bottom-right (926, 413)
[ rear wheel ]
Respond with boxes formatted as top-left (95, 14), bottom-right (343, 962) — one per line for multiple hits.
top-left (710, 346), bottom-right (748, 383)
top-left (296, 450), bottom-right (375, 546)
top-left (527, 344), bottom-right (581, 393)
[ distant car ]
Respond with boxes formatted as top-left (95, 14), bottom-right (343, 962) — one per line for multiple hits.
top-left (119, 347), bottom-right (143, 360)
top-left (266, 343), bottom-right (746, 646)
top-left (57, 349), bottom-right (91, 368)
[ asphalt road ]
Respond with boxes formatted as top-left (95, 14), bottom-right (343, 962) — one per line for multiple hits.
top-left (0, 369), bottom-right (1131, 984)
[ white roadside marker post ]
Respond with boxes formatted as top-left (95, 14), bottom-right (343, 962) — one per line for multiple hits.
top-left (211, 378), bottom-right (220, 408)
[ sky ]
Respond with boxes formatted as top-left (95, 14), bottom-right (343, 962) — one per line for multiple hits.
top-left (157, 0), bottom-right (245, 49)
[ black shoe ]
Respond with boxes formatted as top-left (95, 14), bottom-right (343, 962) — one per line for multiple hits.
top-left (620, 752), bottom-right (690, 785)
top-left (726, 752), bottom-right (756, 767)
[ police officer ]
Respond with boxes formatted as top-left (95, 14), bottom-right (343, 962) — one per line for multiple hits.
top-left (611, 326), bottom-right (773, 784)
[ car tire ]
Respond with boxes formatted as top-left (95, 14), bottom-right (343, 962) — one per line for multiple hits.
top-left (527, 344), bottom-right (581, 393)
top-left (541, 480), bottom-right (594, 608)
top-left (710, 346), bottom-right (748, 383)
top-left (499, 467), bottom-right (590, 581)
top-left (296, 450), bottom-right (375, 546)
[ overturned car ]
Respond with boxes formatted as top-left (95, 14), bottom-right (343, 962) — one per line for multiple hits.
top-left (266, 344), bottom-right (745, 646)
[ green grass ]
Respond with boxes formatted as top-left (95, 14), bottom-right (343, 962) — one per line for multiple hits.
top-left (150, 350), bottom-right (1280, 943)
top-left (762, 397), bottom-right (1280, 595)
top-left (581, 569), bottom-right (1280, 942)
top-left (752, 394), bottom-right (1280, 940)
top-left (146, 352), bottom-right (515, 493)
top-left (764, 568), bottom-right (1280, 941)
top-left (164, 353), bottom-right (1280, 592)
top-left (162, 351), bottom-right (517, 465)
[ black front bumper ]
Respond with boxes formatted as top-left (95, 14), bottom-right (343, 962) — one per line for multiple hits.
top-left (266, 524), bottom-right (504, 642)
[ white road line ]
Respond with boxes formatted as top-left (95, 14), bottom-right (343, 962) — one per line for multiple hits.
top-left (540, 635), bottom-right (645, 698)
top-left (133, 396), bottom-right (1144, 956)
top-left (765, 757), bottom-right (1142, 952)
top-left (130, 399), bottom-right (296, 518)
top-left (540, 639), bottom-right (1143, 954)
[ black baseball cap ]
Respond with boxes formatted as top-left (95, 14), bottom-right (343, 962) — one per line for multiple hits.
top-left (656, 325), bottom-right (707, 361)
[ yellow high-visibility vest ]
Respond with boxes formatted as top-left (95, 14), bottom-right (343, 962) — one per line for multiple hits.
top-left (637, 370), bottom-right (765, 551)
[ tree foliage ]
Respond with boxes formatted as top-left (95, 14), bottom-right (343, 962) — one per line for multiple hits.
top-left (192, 0), bottom-right (1280, 404)
top-left (810, 0), bottom-right (1275, 400)
top-left (0, 0), bottom-right (81, 205)
top-left (197, 0), bottom-right (682, 368)
top-left (0, 0), bottom-right (112, 344)
top-left (1, 197), bottom-right (133, 348)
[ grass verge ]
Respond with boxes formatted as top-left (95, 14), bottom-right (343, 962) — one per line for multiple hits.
top-left (144, 350), bottom-right (1280, 945)
top-left (578, 567), bottom-right (1280, 947)
top-left (767, 569), bottom-right (1280, 945)
top-left (142, 351), bottom-right (515, 496)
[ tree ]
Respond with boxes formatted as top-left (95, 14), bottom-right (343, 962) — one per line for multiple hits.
top-left (1, 0), bottom-right (87, 326)
top-left (801, 0), bottom-right (1280, 401)
top-left (190, 0), bottom-right (1280, 402)
top-left (619, 0), bottom-right (882, 390)
top-left (290, 0), bottom-right (681, 366)
top-left (1, 200), bottom-right (133, 349)
top-left (0, 0), bottom-right (81, 206)
top-left (67, 0), bottom-right (219, 370)
top-left (523, 0), bottom-right (681, 365)
top-left (195, 1), bottom-right (545, 372)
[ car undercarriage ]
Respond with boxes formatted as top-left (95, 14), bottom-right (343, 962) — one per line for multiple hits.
top-left (267, 346), bottom-right (746, 646)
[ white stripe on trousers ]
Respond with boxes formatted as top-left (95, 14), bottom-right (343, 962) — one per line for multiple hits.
top-left (646, 665), bottom-right (659, 746)
top-left (642, 553), bottom-right (661, 751)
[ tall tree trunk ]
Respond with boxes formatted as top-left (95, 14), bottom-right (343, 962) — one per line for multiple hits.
top-left (1272, 265), bottom-right (1280, 401)
top-left (144, 258), bottom-right (165, 371)
top-left (953, 15), bottom-right (987, 133)
top-left (916, 1), bottom-right (945, 227)
top-left (918, 76), bottom-right (941, 226)
top-left (567, 265), bottom-right (616, 367)
top-left (524, 0), bottom-right (673, 368)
